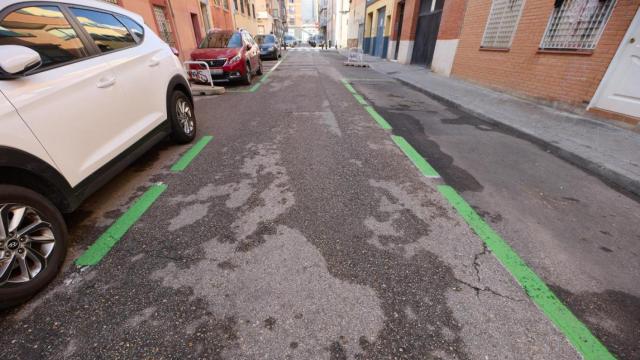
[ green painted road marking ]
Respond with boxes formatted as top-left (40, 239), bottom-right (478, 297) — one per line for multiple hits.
top-left (364, 106), bottom-right (392, 130)
top-left (391, 135), bottom-right (440, 178)
top-left (75, 183), bottom-right (167, 266)
top-left (343, 82), bottom-right (357, 94)
top-left (437, 185), bottom-right (615, 360)
top-left (171, 135), bottom-right (213, 172)
top-left (353, 93), bottom-right (368, 105)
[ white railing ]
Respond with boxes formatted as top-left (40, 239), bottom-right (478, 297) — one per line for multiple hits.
top-left (183, 61), bottom-right (214, 88)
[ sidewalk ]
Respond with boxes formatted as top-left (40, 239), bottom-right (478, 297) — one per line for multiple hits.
top-left (340, 50), bottom-right (640, 197)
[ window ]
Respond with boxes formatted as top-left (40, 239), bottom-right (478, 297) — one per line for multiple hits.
top-left (152, 5), bottom-right (175, 47)
top-left (481, 0), bottom-right (525, 49)
top-left (540, 0), bottom-right (616, 50)
top-left (289, 0), bottom-right (294, 3)
top-left (0, 6), bottom-right (89, 70)
top-left (233, 0), bottom-right (239, 11)
top-left (223, 0), bottom-right (229, 10)
top-left (116, 15), bottom-right (145, 42)
top-left (273, 9), bottom-right (279, 17)
top-left (240, 0), bottom-right (244, 14)
top-left (71, 8), bottom-right (135, 53)
top-left (289, 6), bottom-right (295, 13)
top-left (252, 4), bottom-right (256, 18)
top-left (213, 0), bottom-right (221, 6)
top-left (289, 17), bottom-right (295, 25)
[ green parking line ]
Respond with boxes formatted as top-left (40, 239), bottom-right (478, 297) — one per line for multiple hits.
top-left (437, 185), bottom-right (614, 360)
top-left (75, 183), bottom-right (167, 266)
top-left (364, 106), bottom-right (392, 130)
top-left (342, 81), bottom-right (357, 94)
top-left (171, 135), bottom-right (213, 172)
top-left (353, 93), bottom-right (368, 105)
top-left (391, 135), bottom-right (440, 178)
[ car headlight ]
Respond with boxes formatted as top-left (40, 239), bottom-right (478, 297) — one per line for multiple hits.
top-left (228, 53), bottom-right (241, 64)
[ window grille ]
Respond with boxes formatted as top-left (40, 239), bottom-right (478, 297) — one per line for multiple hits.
top-left (100, 0), bottom-right (119, 4)
top-left (153, 6), bottom-right (175, 48)
top-left (540, 0), bottom-right (615, 50)
top-left (481, 0), bottom-right (525, 49)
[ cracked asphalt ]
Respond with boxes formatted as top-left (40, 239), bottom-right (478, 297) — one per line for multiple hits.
top-left (0, 48), bottom-right (638, 359)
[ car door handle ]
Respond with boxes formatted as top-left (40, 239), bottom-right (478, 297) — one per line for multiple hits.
top-left (96, 76), bottom-right (116, 89)
top-left (148, 58), bottom-right (160, 67)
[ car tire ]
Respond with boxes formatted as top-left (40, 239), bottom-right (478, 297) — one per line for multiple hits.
top-left (169, 90), bottom-right (196, 144)
top-left (0, 185), bottom-right (68, 309)
top-left (242, 63), bottom-right (252, 85)
top-left (257, 61), bottom-right (263, 76)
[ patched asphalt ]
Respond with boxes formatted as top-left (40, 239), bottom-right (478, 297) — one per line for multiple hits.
top-left (2, 48), bottom-right (631, 359)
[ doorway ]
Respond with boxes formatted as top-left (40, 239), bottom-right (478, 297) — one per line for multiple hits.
top-left (374, 7), bottom-right (386, 57)
top-left (591, 8), bottom-right (640, 119)
top-left (411, 0), bottom-right (442, 67)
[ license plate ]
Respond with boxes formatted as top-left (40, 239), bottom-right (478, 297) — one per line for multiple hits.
top-left (190, 69), bottom-right (223, 82)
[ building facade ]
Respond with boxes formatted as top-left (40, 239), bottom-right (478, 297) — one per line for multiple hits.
top-left (346, 0), bottom-right (366, 48)
top-left (105, 0), bottom-right (214, 61)
top-left (448, 0), bottom-right (640, 124)
top-left (363, 0), bottom-right (393, 57)
top-left (232, 0), bottom-right (259, 34)
top-left (209, 0), bottom-right (235, 31)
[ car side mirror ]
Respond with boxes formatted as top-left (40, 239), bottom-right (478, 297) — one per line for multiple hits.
top-left (170, 46), bottom-right (180, 57)
top-left (0, 45), bottom-right (42, 79)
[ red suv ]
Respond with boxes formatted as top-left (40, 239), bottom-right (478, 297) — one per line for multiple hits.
top-left (190, 30), bottom-right (262, 85)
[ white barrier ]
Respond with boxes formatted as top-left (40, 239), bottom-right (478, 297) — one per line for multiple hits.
top-left (344, 48), bottom-right (368, 67)
top-left (183, 60), bottom-right (214, 88)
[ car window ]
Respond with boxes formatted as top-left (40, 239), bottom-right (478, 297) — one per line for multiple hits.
top-left (0, 5), bottom-right (89, 70)
top-left (200, 32), bottom-right (242, 48)
top-left (116, 15), bottom-right (144, 43)
top-left (242, 32), bottom-right (254, 45)
top-left (70, 8), bottom-right (135, 53)
top-left (255, 34), bottom-right (275, 45)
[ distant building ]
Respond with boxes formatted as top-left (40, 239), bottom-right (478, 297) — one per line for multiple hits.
top-left (289, 0), bottom-right (317, 41)
top-left (346, 0), bottom-right (366, 48)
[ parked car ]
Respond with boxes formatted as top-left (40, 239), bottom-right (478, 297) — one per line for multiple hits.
top-left (255, 34), bottom-right (280, 60)
top-left (308, 37), bottom-right (316, 47)
top-left (284, 35), bottom-right (297, 48)
top-left (0, 0), bottom-right (196, 308)
top-left (190, 29), bottom-right (262, 85)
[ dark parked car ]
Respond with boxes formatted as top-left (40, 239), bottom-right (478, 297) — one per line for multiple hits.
top-left (255, 34), bottom-right (280, 60)
top-left (284, 35), bottom-right (297, 48)
top-left (190, 30), bottom-right (262, 85)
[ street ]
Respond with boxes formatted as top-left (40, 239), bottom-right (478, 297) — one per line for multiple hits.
top-left (1, 48), bottom-right (638, 359)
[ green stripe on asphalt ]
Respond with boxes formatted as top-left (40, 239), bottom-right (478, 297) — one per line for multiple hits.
top-left (391, 135), bottom-right (440, 178)
top-left (353, 93), bottom-right (368, 105)
top-left (171, 135), bottom-right (213, 172)
top-left (343, 82), bottom-right (357, 94)
top-left (364, 106), bottom-right (392, 130)
top-left (75, 183), bottom-right (167, 266)
top-left (437, 185), bottom-right (615, 360)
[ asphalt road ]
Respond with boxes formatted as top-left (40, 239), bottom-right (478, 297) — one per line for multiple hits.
top-left (0, 48), bottom-right (637, 359)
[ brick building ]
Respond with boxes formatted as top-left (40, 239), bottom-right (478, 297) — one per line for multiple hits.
top-left (387, 0), bottom-right (640, 124)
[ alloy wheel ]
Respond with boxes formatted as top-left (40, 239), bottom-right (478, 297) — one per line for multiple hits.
top-left (176, 98), bottom-right (194, 136)
top-left (0, 204), bottom-right (56, 286)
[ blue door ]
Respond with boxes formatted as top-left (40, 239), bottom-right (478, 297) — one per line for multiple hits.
top-left (374, 7), bottom-right (386, 57)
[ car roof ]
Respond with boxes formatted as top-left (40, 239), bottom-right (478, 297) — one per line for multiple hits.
top-left (0, 0), bottom-right (144, 23)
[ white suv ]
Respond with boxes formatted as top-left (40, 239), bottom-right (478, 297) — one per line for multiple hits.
top-left (0, 0), bottom-right (197, 307)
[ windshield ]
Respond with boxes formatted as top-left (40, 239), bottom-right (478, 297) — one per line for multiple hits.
top-left (199, 32), bottom-right (243, 48)
top-left (255, 34), bottom-right (276, 45)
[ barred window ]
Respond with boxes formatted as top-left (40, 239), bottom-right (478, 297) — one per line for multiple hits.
top-left (481, 0), bottom-right (525, 49)
top-left (540, 0), bottom-right (615, 50)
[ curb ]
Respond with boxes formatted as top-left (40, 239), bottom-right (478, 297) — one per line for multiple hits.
top-left (391, 76), bottom-right (640, 199)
